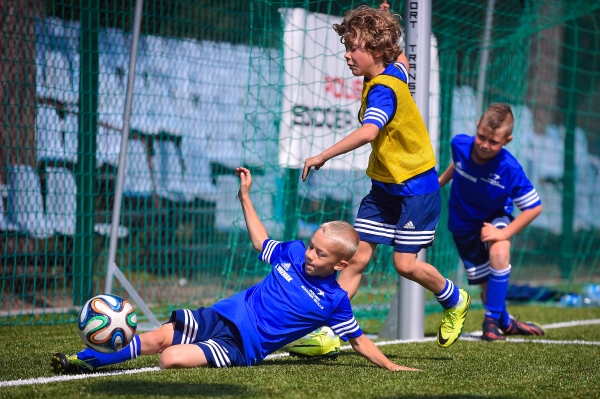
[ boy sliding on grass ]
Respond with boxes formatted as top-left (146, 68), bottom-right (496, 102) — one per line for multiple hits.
top-left (52, 167), bottom-right (417, 373)
top-left (438, 103), bottom-right (545, 341)
top-left (293, 3), bottom-right (470, 358)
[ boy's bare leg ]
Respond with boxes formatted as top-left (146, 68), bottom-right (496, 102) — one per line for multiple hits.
top-left (392, 252), bottom-right (446, 293)
top-left (338, 241), bottom-right (378, 299)
top-left (140, 322), bottom-right (175, 355)
top-left (159, 344), bottom-right (209, 369)
top-left (480, 282), bottom-right (488, 303)
top-left (140, 322), bottom-right (210, 368)
top-left (488, 239), bottom-right (511, 271)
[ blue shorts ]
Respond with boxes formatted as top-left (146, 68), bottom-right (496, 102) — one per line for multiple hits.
top-left (354, 184), bottom-right (441, 253)
top-left (168, 307), bottom-right (246, 368)
top-left (452, 213), bottom-right (514, 285)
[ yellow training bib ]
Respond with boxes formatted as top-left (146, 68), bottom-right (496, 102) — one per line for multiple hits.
top-left (359, 71), bottom-right (436, 183)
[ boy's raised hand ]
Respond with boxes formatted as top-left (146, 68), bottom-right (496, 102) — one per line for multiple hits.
top-left (302, 154), bottom-right (327, 182)
top-left (379, 1), bottom-right (390, 12)
top-left (235, 167), bottom-right (253, 199)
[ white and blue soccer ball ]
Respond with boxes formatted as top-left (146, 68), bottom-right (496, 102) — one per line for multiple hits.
top-left (78, 294), bottom-right (137, 353)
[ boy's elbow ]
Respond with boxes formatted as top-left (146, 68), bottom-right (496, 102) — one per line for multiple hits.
top-left (349, 334), bottom-right (365, 349)
top-left (360, 124), bottom-right (380, 142)
top-left (253, 236), bottom-right (267, 252)
top-left (366, 129), bottom-right (379, 142)
top-left (253, 241), bottom-right (264, 252)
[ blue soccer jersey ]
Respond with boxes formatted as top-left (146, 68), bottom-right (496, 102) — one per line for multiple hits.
top-left (362, 62), bottom-right (439, 196)
top-left (448, 134), bottom-right (542, 235)
top-left (211, 239), bottom-right (363, 366)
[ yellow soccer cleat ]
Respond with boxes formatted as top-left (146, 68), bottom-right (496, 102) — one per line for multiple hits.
top-left (51, 353), bottom-right (94, 374)
top-left (288, 327), bottom-right (341, 360)
top-left (437, 289), bottom-right (471, 348)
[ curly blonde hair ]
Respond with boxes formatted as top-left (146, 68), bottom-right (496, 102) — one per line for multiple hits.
top-left (333, 5), bottom-right (402, 66)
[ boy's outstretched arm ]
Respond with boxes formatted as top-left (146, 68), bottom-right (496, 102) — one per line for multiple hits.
top-left (303, 123), bottom-right (379, 181)
top-left (438, 162), bottom-right (454, 188)
top-left (481, 204), bottom-right (542, 242)
top-left (349, 334), bottom-right (419, 371)
top-left (236, 167), bottom-right (268, 251)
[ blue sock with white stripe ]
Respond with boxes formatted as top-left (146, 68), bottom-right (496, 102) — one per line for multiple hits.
top-left (435, 279), bottom-right (460, 309)
top-left (499, 306), bottom-right (512, 330)
top-left (484, 265), bottom-right (511, 320)
top-left (77, 335), bottom-right (141, 369)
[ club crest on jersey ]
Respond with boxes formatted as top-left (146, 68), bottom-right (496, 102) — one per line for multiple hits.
top-left (276, 263), bottom-right (293, 282)
top-left (280, 262), bottom-right (291, 271)
top-left (482, 173), bottom-right (505, 189)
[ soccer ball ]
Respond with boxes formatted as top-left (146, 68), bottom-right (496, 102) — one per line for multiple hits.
top-left (78, 294), bottom-right (137, 353)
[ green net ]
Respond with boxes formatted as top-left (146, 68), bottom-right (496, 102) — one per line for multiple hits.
top-left (1, 0), bottom-right (600, 331)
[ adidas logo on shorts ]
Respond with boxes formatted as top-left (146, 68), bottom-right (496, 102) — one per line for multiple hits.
top-left (403, 221), bottom-right (415, 230)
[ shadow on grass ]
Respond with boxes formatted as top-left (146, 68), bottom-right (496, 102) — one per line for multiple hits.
top-left (91, 381), bottom-right (250, 397)
top-left (264, 351), bottom-right (454, 367)
top-left (374, 396), bottom-right (508, 399)
top-left (383, 354), bottom-right (454, 361)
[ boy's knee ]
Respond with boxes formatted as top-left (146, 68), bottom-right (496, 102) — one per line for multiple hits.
top-left (489, 247), bottom-right (510, 268)
top-left (348, 247), bottom-right (372, 271)
top-left (393, 255), bottom-right (418, 276)
top-left (158, 347), bottom-right (179, 369)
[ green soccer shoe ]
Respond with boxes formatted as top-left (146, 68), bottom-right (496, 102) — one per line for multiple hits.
top-left (51, 353), bottom-right (94, 374)
top-left (437, 289), bottom-right (471, 348)
top-left (288, 327), bottom-right (341, 360)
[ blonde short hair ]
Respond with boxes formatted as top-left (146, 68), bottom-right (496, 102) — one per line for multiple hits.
top-left (319, 221), bottom-right (359, 261)
top-left (333, 6), bottom-right (402, 66)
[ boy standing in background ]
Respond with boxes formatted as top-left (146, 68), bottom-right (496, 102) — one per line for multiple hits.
top-left (438, 103), bottom-right (545, 341)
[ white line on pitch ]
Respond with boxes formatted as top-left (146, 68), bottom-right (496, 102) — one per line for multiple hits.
top-left (459, 336), bottom-right (600, 345)
top-left (543, 318), bottom-right (600, 329)
top-left (0, 367), bottom-right (161, 388)
top-left (465, 318), bottom-right (600, 337)
top-left (2, 318), bottom-right (600, 388)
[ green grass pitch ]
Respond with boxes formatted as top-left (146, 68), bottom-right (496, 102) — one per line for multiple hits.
top-left (1, 305), bottom-right (600, 398)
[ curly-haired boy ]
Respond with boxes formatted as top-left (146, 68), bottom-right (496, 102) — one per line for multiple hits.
top-left (297, 4), bottom-right (470, 356)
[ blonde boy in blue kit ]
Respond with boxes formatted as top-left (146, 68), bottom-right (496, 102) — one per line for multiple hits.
top-left (52, 167), bottom-right (416, 373)
top-left (294, 4), bottom-right (470, 357)
top-left (438, 103), bottom-right (545, 341)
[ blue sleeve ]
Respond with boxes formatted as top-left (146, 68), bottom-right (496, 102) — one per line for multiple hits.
top-left (258, 238), bottom-right (282, 265)
top-left (450, 135), bottom-right (459, 162)
top-left (509, 169), bottom-right (542, 211)
top-left (394, 62), bottom-right (409, 82)
top-left (327, 297), bottom-right (363, 341)
top-left (362, 85), bottom-right (395, 129)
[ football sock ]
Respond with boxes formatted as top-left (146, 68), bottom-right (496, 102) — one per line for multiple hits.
top-left (484, 265), bottom-right (511, 320)
top-left (77, 335), bottom-right (141, 369)
top-left (435, 278), bottom-right (461, 309)
top-left (499, 306), bottom-right (512, 330)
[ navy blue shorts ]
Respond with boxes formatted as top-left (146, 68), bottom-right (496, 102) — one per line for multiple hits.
top-left (168, 307), bottom-right (246, 368)
top-left (354, 184), bottom-right (441, 253)
top-left (453, 213), bottom-right (514, 285)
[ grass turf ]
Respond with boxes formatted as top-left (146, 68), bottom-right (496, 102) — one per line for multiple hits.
top-left (1, 305), bottom-right (600, 398)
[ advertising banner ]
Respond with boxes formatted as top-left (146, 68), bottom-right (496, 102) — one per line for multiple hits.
top-left (279, 8), bottom-right (369, 170)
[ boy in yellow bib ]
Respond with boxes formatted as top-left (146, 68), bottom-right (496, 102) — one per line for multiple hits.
top-left (296, 4), bottom-right (470, 356)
